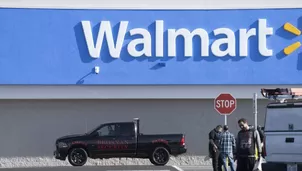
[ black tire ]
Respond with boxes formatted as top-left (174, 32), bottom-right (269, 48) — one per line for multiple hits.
top-left (67, 147), bottom-right (88, 167)
top-left (149, 146), bottom-right (170, 166)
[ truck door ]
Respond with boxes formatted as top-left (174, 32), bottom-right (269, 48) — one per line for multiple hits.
top-left (114, 122), bottom-right (136, 157)
top-left (88, 123), bottom-right (119, 157)
top-left (265, 104), bottom-right (302, 163)
top-left (91, 123), bottom-right (136, 157)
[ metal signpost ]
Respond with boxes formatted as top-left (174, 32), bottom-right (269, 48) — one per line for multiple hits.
top-left (214, 93), bottom-right (237, 125)
top-left (253, 93), bottom-right (258, 127)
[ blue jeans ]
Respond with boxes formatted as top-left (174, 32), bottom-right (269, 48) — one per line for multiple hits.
top-left (220, 153), bottom-right (235, 171)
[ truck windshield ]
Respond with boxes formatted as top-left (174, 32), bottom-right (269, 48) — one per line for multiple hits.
top-left (86, 124), bottom-right (103, 135)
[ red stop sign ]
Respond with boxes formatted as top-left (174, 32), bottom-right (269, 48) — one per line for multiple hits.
top-left (214, 93), bottom-right (237, 115)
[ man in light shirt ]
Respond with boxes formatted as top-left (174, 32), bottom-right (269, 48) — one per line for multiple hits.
top-left (219, 125), bottom-right (236, 171)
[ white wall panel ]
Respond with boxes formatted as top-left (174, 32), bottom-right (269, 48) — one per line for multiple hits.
top-left (0, 85), bottom-right (301, 99)
top-left (0, 99), bottom-right (268, 157)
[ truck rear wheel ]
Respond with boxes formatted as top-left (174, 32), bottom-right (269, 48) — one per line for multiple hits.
top-left (68, 147), bottom-right (88, 166)
top-left (149, 146), bottom-right (170, 166)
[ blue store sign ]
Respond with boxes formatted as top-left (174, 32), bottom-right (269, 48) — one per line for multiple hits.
top-left (0, 8), bottom-right (302, 84)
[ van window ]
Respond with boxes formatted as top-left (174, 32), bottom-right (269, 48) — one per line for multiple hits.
top-left (265, 106), bottom-right (302, 132)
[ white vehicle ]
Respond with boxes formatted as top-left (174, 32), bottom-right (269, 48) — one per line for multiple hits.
top-left (261, 88), bottom-right (302, 171)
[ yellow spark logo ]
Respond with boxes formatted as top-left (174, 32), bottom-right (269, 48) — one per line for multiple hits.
top-left (283, 22), bottom-right (302, 55)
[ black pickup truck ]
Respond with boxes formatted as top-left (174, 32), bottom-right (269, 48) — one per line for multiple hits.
top-left (54, 118), bottom-right (187, 166)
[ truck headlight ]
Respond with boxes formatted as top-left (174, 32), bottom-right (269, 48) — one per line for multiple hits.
top-left (57, 142), bottom-right (68, 148)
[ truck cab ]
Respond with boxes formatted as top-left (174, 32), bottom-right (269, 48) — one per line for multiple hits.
top-left (261, 88), bottom-right (302, 170)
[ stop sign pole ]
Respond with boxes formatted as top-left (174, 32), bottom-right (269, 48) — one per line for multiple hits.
top-left (214, 93), bottom-right (237, 125)
top-left (253, 93), bottom-right (258, 127)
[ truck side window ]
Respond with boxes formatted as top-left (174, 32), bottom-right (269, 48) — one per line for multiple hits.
top-left (118, 123), bottom-right (135, 137)
top-left (96, 124), bottom-right (116, 136)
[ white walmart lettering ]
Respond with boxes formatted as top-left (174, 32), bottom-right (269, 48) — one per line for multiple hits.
top-left (81, 19), bottom-right (273, 59)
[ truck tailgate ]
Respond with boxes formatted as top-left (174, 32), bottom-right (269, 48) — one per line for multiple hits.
top-left (265, 132), bottom-right (302, 163)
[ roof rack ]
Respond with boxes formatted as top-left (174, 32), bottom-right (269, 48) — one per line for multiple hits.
top-left (261, 88), bottom-right (302, 103)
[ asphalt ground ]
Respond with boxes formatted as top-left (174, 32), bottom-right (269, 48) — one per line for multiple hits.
top-left (0, 165), bottom-right (212, 171)
top-left (1, 163), bottom-right (302, 171)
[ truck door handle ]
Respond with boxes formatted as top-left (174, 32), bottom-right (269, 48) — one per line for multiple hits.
top-left (285, 137), bottom-right (294, 143)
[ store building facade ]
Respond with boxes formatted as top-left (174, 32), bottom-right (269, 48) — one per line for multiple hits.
top-left (0, 0), bottom-right (302, 160)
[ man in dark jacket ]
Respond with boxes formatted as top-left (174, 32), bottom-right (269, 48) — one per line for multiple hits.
top-left (235, 118), bottom-right (262, 171)
top-left (209, 125), bottom-right (223, 171)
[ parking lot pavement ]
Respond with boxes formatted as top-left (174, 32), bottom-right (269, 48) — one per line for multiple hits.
top-left (178, 166), bottom-right (212, 171)
top-left (0, 165), bottom-right (212, 171)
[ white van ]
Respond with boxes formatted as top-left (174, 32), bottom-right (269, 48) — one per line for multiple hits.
top-left (262, 88), bottom-right (302, 170)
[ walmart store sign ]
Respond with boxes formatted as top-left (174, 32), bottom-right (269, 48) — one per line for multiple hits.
top-left (1, 8), bottom-right (302, 84)
top-left (82, 19), bottom-right (274, 59)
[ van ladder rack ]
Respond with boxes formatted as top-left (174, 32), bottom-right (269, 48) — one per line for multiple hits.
top-left (261, 88), bottom-right (302, 103)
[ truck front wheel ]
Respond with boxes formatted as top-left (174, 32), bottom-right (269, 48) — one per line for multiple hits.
top-left (67, 147), bottom-right (88, 166)
top-left (149, 146), bottom-right (170, 166)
